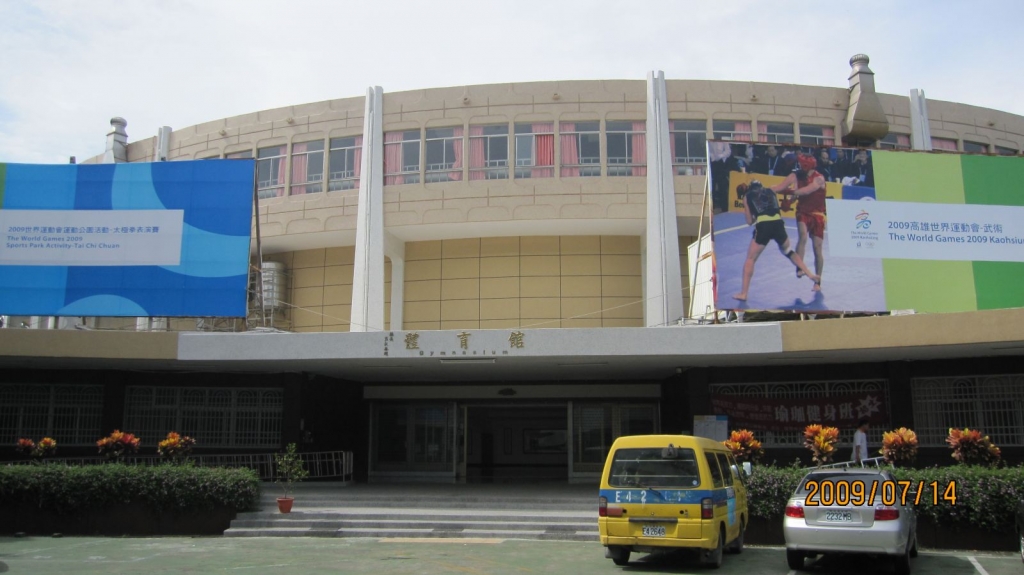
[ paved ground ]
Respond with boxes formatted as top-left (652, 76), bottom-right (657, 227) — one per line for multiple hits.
top-left (0, 537), bottom-right (1019, 575)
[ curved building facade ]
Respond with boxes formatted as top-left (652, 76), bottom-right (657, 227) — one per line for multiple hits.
top-left (3, 56), bottom-right (1024, 481)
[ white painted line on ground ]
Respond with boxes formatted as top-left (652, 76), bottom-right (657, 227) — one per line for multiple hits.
top-left (968, 556), bottom-right (991, 575)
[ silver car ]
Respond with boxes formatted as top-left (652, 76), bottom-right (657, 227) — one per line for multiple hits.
top-left (784, 468), bottom-right (917, 574)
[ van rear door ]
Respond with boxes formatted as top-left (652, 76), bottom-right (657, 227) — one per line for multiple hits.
top-left (602, 447), bottom-right (705, 540)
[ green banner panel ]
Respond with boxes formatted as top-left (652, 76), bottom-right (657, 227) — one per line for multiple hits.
top-left (882, 259), bottom-right (978, 313)
top-left (962, 154), bottom-right (1024, 309)
top-left (872, 151), bottom-right (965, 203)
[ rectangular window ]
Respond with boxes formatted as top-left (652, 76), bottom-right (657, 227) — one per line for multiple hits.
top-left (670, 119), bottom-right (707, 176)
top-left (560, 121), bottom-right (601, 177)
top-left (711, 120), bottom-right (752, 142)
top-left (328, 136), bottom-right (362, 191)
top-left (995, 145), bottom-right (1019, 156)
top-left (607, 447), bottom-right (701, 488)
top-left (715, 452), bottom-right (734, 484)
top-left (931, 137), bottom-right (959, 152)
top-left (758, 122), bottom-right (795, 144)
top-left (425, 127), bottom-right (464, 183)
top-left (371, 403), bottom-right (454, 473)
top-left (469, 124), bottom-right (509, 180)
top-left (799, 125), bottom-right (836, 146)
top-left (606, 121), bottom-right (647, 177)
top-left (879, 133), bottom-right (911, 150)
top-left (123, 386), bottom-right (283, 449)
top-left (256, 145), bottom-right (286, 199)
top-left (514, 123), bottom-right (554, 179)
top-left (226, 150), bottom-right (253, 159)
top-left (572, 403), bottom-right (658, 473)
top-left (963, 140), bottom-right (989, 154)
top-left (0, 384), bottom-right (103, 446)
top-left (911, 375), bottom-right (1024, 447)
top-left (704, 452), bottom-right (725, 488)
top-left (290, 140), bottom-right (325, 195)
top-left (384, 130), bottom-right (421, 185)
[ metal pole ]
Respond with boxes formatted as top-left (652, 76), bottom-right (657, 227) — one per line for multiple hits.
top-left (690, 177), bottom-right (710, 320)
top-left (250, 165), bottom-right (266, 328)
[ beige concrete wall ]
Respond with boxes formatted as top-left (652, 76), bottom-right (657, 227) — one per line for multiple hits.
top-left (87, 79), bottom-right (1024, 264)
top-left (782, 307), bottom-right (1024, 352)
top-left (403, 235), bottom-right (643, 331)
top-left (0, 330), bottom-right (177, 359)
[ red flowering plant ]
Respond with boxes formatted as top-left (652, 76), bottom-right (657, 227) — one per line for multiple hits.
top-left (96, 430), bottom-right (141, 460)
top-left (723, 429), bottom-right (764, 464)
top-left (804, 424), bottom-right (840, 466)
top-left (946, 427), bottom-right (1001, 466)
top-left (879, 427), bottom-right (918, 465)
top-left (157, 432), bottom-right (196, 462)
top-left (14, 437), bottom-right (57, 460)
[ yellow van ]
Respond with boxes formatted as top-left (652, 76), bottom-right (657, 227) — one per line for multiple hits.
top-left (598, 435), bottom-right (749, 568)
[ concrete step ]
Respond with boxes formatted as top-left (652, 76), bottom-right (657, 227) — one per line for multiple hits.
top-left (231, 482), bottom-right (601, 541)
top-left (224, 527), bottom-right (597, 542)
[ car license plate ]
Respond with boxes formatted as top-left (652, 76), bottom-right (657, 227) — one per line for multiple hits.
top-left (824, 511), bottom-right (853, 522)
top-left (642, 525), bottom-right (666, 537)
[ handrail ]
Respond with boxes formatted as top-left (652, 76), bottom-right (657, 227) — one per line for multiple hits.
top-left (811, 456), bottom-right (887, 470)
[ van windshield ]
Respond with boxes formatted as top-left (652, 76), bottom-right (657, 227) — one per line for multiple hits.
top-left (607, 447), bottom-right (702, 488)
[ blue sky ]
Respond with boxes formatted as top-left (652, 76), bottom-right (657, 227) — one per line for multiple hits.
top-left (1, 0), bottom-right (1022, 164)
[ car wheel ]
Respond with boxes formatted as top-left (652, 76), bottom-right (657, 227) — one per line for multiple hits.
top-left (893, 543), bottom-right (912, 575)
top-left (608, 546), bottom-right (630, 566)
top-left (786, 549), bottom-right (805, 571)
top-left (727, 520), bottom-right (745, 554)
top-left (705, 525), bottom-right (724, 568)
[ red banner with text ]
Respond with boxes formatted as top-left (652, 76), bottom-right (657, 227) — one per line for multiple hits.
top-left (709, 392), bottom-right (888, 433)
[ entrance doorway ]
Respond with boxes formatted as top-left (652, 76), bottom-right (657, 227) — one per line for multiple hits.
top-left (465, 405), bottom-right (568, 482)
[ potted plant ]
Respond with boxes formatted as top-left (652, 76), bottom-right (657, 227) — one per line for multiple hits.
top-left (273, 443), bottom-right (308, 513)
top-left (880, 427), bottom-right (918, 466)
top-left (803, 424), bottom-right (840, 466)
top-left (157, 431), bottom-right (196, 464)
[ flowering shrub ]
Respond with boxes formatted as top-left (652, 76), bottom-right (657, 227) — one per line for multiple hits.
top-left (157, 432), bottom-right (196, 461)
top-left (746, 463), bottom-right (807, 519)
top-left (723, 429), bottom-right (764, 464)
top-left (947, 427), bottom-right (1001, 466)
top-left (741, 462), bottom-right (1024, 533)
top-left (14, 437), bottom-right (57, 460)
top-left (804, 424), bottom-right (840, 466)
top-left (14, 438), bottom-right (35, 457)
top-left (880, 427), bottom-right (918, 465)
top-left (96, 430), bottom-right (141, 459)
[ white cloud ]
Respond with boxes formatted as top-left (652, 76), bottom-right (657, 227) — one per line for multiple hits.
top-left (1, 0), bottom-right (1022, 164)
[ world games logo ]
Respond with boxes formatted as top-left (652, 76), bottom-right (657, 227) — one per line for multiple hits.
top-left (855, 210), bottom-right (872, 230)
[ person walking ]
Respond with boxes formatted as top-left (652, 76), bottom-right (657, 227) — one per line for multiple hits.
top-left (851, 417), bottom-right (870, 465)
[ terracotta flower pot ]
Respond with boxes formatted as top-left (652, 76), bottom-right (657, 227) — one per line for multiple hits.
top-left (277, 497), bottom-right (294, 513)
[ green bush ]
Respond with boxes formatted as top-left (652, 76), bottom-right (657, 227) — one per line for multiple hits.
top-left (0, 463), bottom-right (261, 514)
top-left (744, 462), bottom-right (1024, 533)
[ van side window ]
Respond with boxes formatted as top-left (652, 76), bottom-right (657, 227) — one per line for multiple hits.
top-left (715, 453), bottom-right (734, 485)
top-left (704, 453), bottom-right (725, 488)
top-left (726, 453), bottom-right (745, 486)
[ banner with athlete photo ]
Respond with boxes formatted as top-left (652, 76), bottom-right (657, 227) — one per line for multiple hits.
top-left (708, 142), bottom-right (1024, 314)
top-left (0, 159), bottom-right (255, 317)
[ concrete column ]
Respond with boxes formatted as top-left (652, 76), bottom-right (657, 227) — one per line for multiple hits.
top-left (385, 233), bottom-right (405, 331)
top-left (350, 87), bottom-right (385, 332)
top-left (644, 71), bottom-right (684, 327)
top-left (909, 89), bottom-right (933, 151)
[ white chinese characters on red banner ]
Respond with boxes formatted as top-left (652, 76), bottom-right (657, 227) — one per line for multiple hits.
top-left (709, 393), bottom-right (886, 433)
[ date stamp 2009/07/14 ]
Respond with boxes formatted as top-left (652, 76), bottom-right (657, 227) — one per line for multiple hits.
top-left (803, 480), bottom-right (957, 507)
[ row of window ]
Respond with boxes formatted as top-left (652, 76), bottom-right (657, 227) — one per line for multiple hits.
top-left (214, 120), bottom-right (1021, 198)
top-left (0, 384), bottom-right (283, 449)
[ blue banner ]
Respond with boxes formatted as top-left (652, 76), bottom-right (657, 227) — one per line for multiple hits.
top-left (0, 159), bottom-right (254, 317)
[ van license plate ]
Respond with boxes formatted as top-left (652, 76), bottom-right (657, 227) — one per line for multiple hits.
top-left (642, 526), bottom-right (666, 537)
top-left (824, 511), bottom-right (853, 522)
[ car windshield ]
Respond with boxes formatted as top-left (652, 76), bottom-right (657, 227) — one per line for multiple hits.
top-left (795, 473), bottom-right (883, 495)
top-left (607, 447), bottom-right (701, 488)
